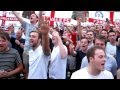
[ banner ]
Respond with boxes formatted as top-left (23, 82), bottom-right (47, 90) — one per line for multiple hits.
top-left (88, 11), bottom-right (110, 24)
top-left (0, 11), bottom-right (73, 27)
top-left (43, 11), bottom-right (73, 26)
top-left (0, 11), bottom-right (22, 26)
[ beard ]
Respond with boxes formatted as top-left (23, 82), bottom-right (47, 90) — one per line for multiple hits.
top-left (0, 47), bottom-right (8, 52)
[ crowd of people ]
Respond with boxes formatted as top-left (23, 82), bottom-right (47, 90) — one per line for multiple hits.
top-left (0, 11), bottom-right (120, 79)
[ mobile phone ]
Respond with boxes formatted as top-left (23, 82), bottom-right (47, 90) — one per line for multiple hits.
top-left (106, 18), bottom-right (109, 23)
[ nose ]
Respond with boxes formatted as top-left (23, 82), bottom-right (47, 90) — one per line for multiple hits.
top-left (98, 44), bottom-right (102, 47)
top-left (103, 57), bottom-right (106, 62)
top-left (82, 42), bottom-right (85, 45)
top-left (87, 34), bottom-right (90, 37)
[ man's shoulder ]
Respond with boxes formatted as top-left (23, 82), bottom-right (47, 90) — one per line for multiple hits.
top-left (4, 48), bottom-right (19, 55)
top-left (63, 45), bottom-right (67, 49)
top-left (9, 48), bottom-right (18, 53)
top-left (106, 42), bottom-right (110, 45)
top-left (103, 70), bottom-right (112, 74)
top-left (71, 67), bottom-right (87, 79)
top-left (82, 56), bottom-right (87, 61)
top-left (106, 54), bottom-right (116, 61)
top-left (102, 70), bottom-right (114, 78)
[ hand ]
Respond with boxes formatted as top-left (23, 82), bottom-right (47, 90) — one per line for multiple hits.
top-left (15, 40), bottom-right (20, 45)
top-left (69, 43), bottom-right (75, 49)
top-left (39, 15), bottom-right (49, 27)
top-left (7, 24), bottom-right (14, 33)
top-left (38, 16), bottom-right (44, 27)
top-left (38, 16), bottom-right (50, 35)
top-left (0, 71), bottom-right (10, 78)
top-left (38, 24), bottom-right (50, 35)
top-left (19, 43), bottom-right (24, 48)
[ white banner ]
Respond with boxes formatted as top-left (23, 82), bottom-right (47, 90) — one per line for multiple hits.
top-left (89, 11), bottom-right (110, 24)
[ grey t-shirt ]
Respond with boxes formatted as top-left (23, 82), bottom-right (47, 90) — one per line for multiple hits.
top-left (0, 48), bottom-right (22, 79)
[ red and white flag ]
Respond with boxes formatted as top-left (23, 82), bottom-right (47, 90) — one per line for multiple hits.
top-left (0, 11), bottom-right (22, 26)
top-left (0, 11), bottom-right (73, 27)
top-left (42, 11), bottom-right (73, 26)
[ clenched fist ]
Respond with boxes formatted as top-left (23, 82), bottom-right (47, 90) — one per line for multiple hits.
top-left (15, 40), bottom-right (20, 45)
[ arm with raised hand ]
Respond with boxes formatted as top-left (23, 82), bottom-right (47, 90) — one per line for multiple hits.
top-left (76, 17), bottom-right (82, 40)
top-left (12, 11), bottom-right (24, 24)
top-left (56, 32), bottom-right (68, 59)
top-left (69, 43), bottom-right (76, 56)
top-left (64, 24), bottom-right (74, 34)
top-left (38, 20), bottom-right (51, 56)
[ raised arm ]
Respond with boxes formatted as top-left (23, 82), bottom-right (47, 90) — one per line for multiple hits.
top-left (12, 11), bottom-right (24, 24)
top-left (76, 17), bottom-right (82, 40)
top-left (38, 20), bottom-right (51, 56)
top-left (69, 43), bottom-right (76, 56)
top-left (64, 25), bottom-right (74, 34)
top-left (56, 32), bottom-right (68, 59)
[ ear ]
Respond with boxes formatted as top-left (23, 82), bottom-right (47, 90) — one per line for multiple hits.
top-left (89, 57), bottom-right (94, 62)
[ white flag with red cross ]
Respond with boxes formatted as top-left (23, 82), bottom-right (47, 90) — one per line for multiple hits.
top-left (0, 11), bottom-right (73, 27)
top-left (0, 11), bottom-right (23, 27)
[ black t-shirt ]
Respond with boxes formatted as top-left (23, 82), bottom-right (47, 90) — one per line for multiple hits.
top-left (75, 50), bottom-right (86, 70)
top-left (10, 37), bottom-right (25, 60)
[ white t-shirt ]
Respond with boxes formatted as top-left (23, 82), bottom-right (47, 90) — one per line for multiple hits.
top-left (28, 45), bottom-right (49, 79)
top-left (71, 67), bottom-right (114, 79)
top-left (49, 45), bottom-right (68, 79)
